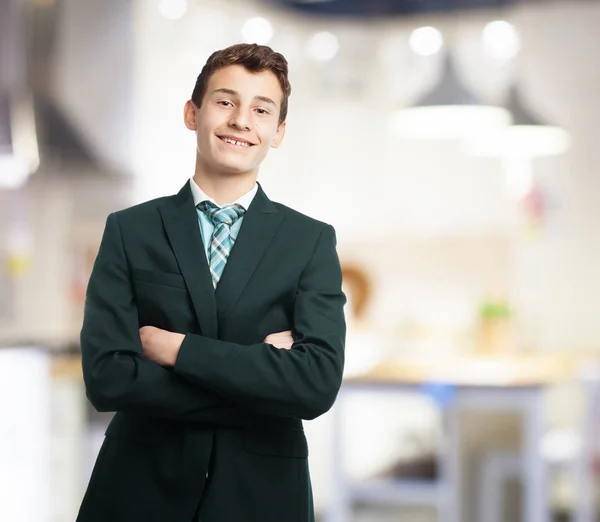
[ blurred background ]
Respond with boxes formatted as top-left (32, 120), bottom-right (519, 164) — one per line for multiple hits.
top-left (1, 0), bottom-right (600, 521)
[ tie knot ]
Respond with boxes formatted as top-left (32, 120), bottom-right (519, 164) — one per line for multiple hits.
top-left (197, 201), bottom-right (246, 226)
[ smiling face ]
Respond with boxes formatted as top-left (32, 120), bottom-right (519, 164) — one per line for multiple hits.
top-left (184, 65), bottom-right (286, 180)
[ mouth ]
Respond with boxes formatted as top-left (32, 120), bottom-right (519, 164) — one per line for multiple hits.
top-left (217, 135), bottom-right (255, 148)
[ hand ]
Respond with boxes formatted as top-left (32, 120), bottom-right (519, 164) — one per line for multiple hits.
top-left (264, 330), bottom-right (294, 350)
top-left (139, 326), bottom-right (185, 367)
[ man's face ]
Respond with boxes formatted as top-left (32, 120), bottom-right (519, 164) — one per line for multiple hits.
top-left (184, 65), bottom-right (286, 177)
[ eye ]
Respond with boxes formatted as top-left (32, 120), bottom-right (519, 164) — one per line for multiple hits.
top-left (256, 108), bottom-right (270, 115)
top-left (218, 100), bottom-right (233, 107)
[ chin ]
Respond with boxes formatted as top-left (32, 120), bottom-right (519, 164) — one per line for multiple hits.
top-left (216, 161), bottom-right (254, 175)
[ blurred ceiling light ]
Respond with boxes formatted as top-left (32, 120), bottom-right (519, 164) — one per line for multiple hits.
top-left (465, 85), bottom-right (570, 157)
top-left (482, 20), bottom-right (521, 60)
top-left (391, 54), bottom-right (511, 139)
top-left (409, 26), bottom-right (443, 57)
top-left (242, 17), bottom-right (274, 45)
top-left (158, 0), bottom-right (188, 21)
top-left (306, 31), bottom-right (339, 62)
top-left (0, 93), bottom-right (39, 190)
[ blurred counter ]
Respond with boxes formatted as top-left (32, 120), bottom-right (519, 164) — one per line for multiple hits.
top-left (345, 354), bottom-right (591, 387)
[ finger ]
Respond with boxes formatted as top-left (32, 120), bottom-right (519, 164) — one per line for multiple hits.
top-left (268, 330), bottom-right (292, 337)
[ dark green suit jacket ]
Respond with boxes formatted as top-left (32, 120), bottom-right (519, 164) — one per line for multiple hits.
top-left (76, 181), bottom-right (346, 522)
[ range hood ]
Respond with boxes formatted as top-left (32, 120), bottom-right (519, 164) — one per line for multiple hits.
top-left (0, 0), bottom-right (101, 190)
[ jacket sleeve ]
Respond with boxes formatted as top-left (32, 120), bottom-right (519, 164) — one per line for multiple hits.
top-left (173, 225), bottom-right (347, 420)
top-left (81, 212), bottom-right (252, 427)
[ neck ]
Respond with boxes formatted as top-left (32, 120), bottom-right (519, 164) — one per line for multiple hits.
top-left (193, 163), bottom-right (257, 205)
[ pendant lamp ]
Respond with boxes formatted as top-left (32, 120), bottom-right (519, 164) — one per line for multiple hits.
top-left (465, 84), bottom-right (570, 157)
top-left (390, 53), bottom-right (512, 139)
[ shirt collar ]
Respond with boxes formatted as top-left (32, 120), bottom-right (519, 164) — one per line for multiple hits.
top-left (190, 178), bottom-right (258, 211)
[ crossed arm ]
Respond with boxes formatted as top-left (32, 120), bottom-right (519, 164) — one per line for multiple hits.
top-left (81, 212), bottom-right (346, 425)
top-left (138, 327), bottom-right (294, 368)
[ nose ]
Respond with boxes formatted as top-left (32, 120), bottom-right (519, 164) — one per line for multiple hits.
top-left (229, 107), bottom-right (251, 131)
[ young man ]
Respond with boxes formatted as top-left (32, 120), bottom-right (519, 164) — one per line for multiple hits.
top-left (77, 43), bottom-right (346, 522)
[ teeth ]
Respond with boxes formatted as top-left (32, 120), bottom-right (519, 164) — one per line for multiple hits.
top-left (222, 137), bottom-right (250, 147)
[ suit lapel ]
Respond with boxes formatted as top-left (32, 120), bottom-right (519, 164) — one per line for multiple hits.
top-left (159, 182), bottom-right (218, 338)
top-left (215, 183), bottom-right (284, 325)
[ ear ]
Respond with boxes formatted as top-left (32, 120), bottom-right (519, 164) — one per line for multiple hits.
top-left (270, 121), bottom-right (286, 149)
top-left (183, 100), bottom-right (198, 131)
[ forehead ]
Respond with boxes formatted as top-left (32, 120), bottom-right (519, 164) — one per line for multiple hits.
top-left (207, 65), bottom-right (283, 103)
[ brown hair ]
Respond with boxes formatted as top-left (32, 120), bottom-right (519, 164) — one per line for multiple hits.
top-left (191, 43), bottom-right (291, 126)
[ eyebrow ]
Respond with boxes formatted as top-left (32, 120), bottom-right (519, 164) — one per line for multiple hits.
top-left (211, 88), bottom-right (277, 107)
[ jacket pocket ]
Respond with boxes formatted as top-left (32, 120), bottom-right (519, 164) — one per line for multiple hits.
top-left (243, 429), bottom-right (308, 459)
top-left (132, 268), bottom-right (186, 289)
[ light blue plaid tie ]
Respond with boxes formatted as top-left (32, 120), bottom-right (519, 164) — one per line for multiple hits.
top-left (197, 201), bottom-right (246, 288)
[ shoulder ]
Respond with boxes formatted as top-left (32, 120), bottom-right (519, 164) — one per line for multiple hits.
top-left (272, 201), bottom-right (335, 235)
top-left (271, 202), bottom-right (341, 269)
top-left (109, 195), bottom-right (175, 223)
